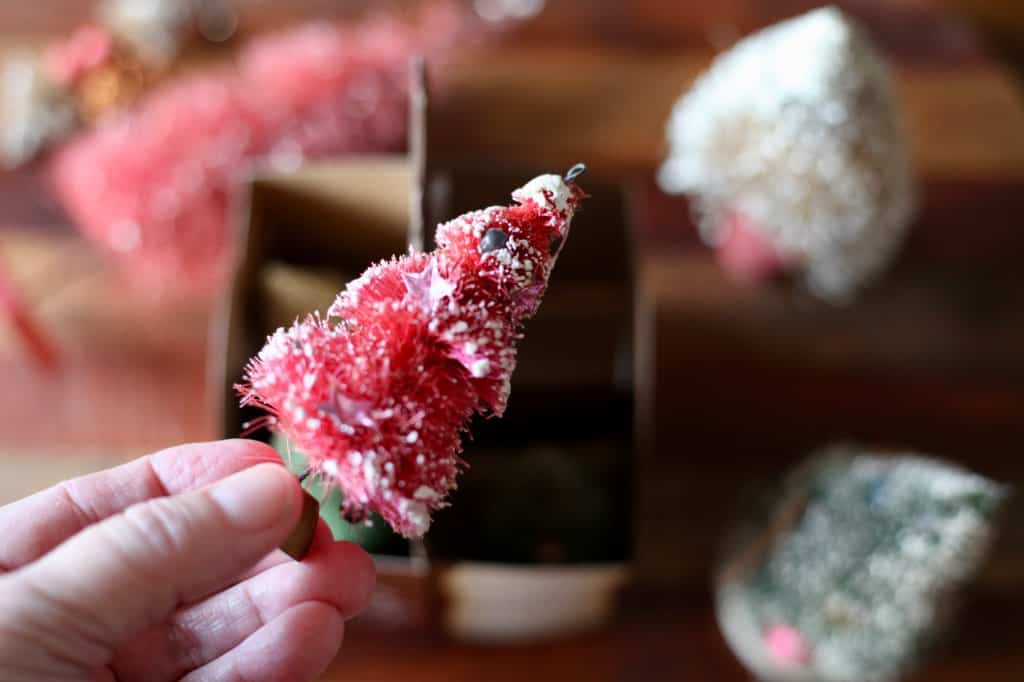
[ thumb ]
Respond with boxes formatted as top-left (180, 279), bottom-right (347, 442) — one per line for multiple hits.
top-left (0, 463), bottom-right (302, 669)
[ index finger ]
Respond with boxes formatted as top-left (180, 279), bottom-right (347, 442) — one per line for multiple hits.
top-left (0, 439), bottom-right (281, 572)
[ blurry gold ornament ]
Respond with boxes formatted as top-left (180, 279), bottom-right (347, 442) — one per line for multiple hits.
top-left (73, 50), bottom-right (153, 124)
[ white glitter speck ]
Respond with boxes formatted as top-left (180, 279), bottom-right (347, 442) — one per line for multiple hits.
top-left (414, 485), bottom-right (441, 501)
top-left (513, 174), bottom-right (572, 213)
top-left (470, 358), bottom-right (491, 378)
top-left (402, 499), bottom-right (431, 536)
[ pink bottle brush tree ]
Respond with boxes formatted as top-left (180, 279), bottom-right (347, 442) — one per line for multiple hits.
top-left (48, 5), bottom-right (465, 298)
top-left (239, 167), bottom-right (587, 538)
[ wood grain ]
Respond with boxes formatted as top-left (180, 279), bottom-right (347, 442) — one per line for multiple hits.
top-left (323, 590), bottom-right (1024, 682)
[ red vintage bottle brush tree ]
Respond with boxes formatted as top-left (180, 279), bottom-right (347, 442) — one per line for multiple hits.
top-left (239, 166), bottom-right (587, 538)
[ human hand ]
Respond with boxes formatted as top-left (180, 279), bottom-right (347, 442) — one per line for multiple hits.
top-left (0, 439), bottom-right (376, 681)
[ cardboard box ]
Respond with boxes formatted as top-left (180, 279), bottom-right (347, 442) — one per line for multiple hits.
top-left (211, 61), bottom-right (639, 635)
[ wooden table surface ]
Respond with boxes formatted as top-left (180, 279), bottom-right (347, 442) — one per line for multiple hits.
top-left (2, 1), bottom-right (1024, 680)
top-left (328, 590), bottom-right (1024, 682)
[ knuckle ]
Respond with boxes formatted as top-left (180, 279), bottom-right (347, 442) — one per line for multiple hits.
top-left (165, 617), bottom-right (207, 672)
top-left (110, 493), bottom-right (222, 567)
top-left (0, 573), bottom-right (111, 671)
top-left (120, 497), bottom-right (192, 558)
top-left (56, 479), bottom-right (98, 530)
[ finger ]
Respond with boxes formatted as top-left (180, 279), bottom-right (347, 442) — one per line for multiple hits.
top-left (233, 518), bottom-right (336, 584)
top-left (182, 602), bottom-right (345, 682)
top-left (4, 463), bottom-right (302, 670)
top-left (112, 540), bottom-right (374, 681)
top-left (0, 439), bottom-right (281, 571)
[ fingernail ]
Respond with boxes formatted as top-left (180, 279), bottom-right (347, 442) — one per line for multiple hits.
top-left (209, 463), bottom-right (299, 531)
